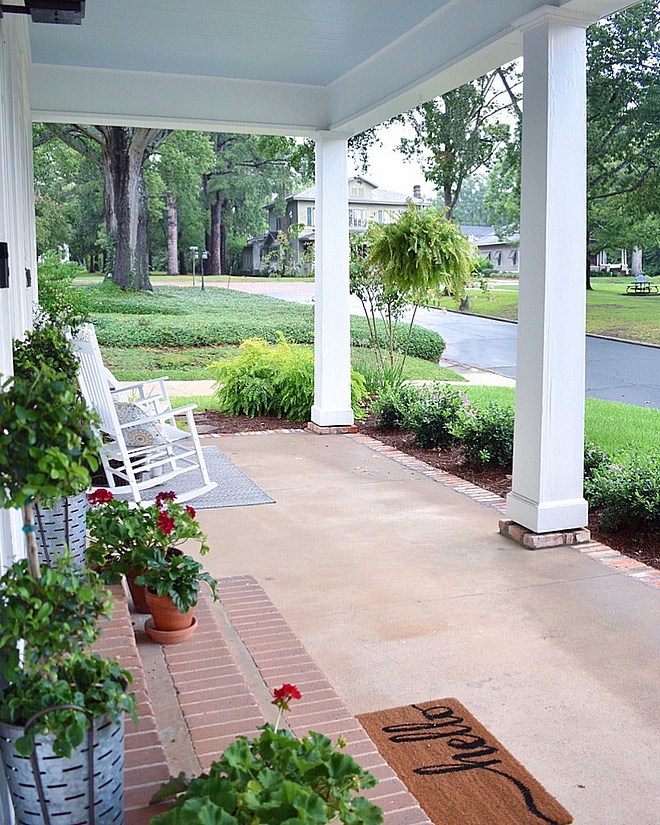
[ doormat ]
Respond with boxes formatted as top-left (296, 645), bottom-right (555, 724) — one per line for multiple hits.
top-left (357, 699), bottom-right (572, 825)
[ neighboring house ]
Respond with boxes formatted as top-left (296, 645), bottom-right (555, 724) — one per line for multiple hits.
top-left (461, 225), bottom-right (520, 273)
top-left (242, 177), bottom-right (427, 275)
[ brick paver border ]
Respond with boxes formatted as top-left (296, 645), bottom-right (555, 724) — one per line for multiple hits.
top-left (343, 432), bottom-right (660, 590)
top-left (94, 585), bottom-right (171, 825)
top-left (204, 427), bottom-right (660, 588)
top-left (216, 576), bottom-right (433, 825)
top-left (98, 576), bottom-right (432, 824)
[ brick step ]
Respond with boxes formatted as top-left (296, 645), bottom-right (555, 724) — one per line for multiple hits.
top-left (216, 576), bottom-right (432, 825)
top-left (96, 578), bottom-right (432, 825)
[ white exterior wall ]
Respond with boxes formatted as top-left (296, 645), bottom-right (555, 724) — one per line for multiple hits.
top-left (0, 20), bottom-right (36, 819)
top-left (507, 11), bottom-right (588, 533)
top-left (0, 14), bottom-right (37, 574)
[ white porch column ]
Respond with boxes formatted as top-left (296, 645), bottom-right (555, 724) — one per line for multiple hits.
top-left (507, 10), bottom-right (588, 534)
top-left (311, 134), bottom-right (353, 427)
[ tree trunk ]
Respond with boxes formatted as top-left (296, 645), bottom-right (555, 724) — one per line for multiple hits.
top-left (210, 196), bottom-right (222, 275)
top-left (443, 182), bottom-right (453, 217)
top-left (585, 228), bottom-right (593, 290)
top-left (632, 246), bottom-right (643, 278)
top-left (178, 247), bottom-right (187, 275)
top-left (101, 126), bottom-right (158, 290)
top-left (220, 216), bottom-right (227, 276)
top-left (166, 191), bottom-right (178, 275)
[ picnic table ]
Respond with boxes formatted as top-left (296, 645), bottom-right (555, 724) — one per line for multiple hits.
top-left (625, 281), bottom-right (659, 295)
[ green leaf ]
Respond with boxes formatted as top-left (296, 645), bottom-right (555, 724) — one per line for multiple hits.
top-left (14, 734), bottom-right (34, 756)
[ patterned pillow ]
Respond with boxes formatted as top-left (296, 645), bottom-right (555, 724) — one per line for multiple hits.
top-left (114, 402), bottom-right (162, 448)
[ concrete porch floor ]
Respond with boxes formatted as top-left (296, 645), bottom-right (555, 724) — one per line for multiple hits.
top-left (100, 428), bottom-right (660, 824)
top-left (192, 429), bottom-right (660, 824)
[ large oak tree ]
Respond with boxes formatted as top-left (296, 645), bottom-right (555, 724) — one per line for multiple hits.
top-left (42, 125), bottom-right (171, 289)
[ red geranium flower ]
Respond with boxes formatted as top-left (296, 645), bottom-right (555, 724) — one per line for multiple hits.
top-left (156, 491), bottom-right (177, 509)
top-left (185, 505), bottom-right (196, 519)
top-left (156, 511), bottom-right (176, 535)
top-left (88, 489), bottom-right (114, 505)
top-left (271, 683), bottom-right (302, 727)
top-left (273, 683), bottom-right (302, 706)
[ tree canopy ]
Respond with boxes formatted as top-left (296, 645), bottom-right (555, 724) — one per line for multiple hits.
top-left (397, 66), bottom-right (520, 218)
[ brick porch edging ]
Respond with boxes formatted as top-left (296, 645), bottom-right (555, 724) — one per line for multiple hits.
top-left (203, 427), bottom-right (660, 588)
top-left (344, 432), bottom-right (660, 590)
top-left (96, 578), bottom-right (432, 825)
top-left (94, 585), bottom-right (171, 825)
top-left (215, 576), bottom-right (433, 825)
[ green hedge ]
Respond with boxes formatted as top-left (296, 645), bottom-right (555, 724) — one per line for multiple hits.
top-left (89, 285), bottom-right (445, 361)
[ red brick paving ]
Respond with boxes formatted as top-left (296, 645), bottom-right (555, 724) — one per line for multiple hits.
top-left (94, 577), bottom-right (432, 825)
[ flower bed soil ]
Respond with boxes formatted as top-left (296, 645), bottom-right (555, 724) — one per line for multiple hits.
top-left (196, 410), bottom-right (660, 572)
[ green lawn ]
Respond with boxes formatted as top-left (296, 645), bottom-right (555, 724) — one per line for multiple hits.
top-left (461, 385), bottom-right (660, 459)
top-left (430, 276), bottom-right (660, 343)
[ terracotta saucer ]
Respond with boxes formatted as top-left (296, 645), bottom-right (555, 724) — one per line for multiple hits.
top-left (144, 615), bottom-right (198, 644)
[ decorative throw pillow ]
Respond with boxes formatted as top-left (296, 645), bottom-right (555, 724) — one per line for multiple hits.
top-left (114, 402), bottom-right (162, 448)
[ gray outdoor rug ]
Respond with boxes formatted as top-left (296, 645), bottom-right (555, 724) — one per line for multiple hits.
top-left (115, 445), bottom-right (275, 509)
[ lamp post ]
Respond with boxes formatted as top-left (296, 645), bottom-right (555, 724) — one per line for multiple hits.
top-left (200, 251), bottom-right (209, 291)
top-left (189, 246), bottom-right (198, 286)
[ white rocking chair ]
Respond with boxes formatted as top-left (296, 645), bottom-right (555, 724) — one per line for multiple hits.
top-left (72, 323), bottom-right (217, 504)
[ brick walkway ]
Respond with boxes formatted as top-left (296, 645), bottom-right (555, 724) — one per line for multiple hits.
top-left (95, 578), bottom-right (432, 825)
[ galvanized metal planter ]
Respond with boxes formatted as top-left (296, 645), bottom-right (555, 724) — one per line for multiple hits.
top-left (34, 492), bottom-right (88, 567)
top-left (0, 709), bottom-right (124, 825)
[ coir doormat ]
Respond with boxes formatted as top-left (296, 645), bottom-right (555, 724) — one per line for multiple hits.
top-left (357, 699), bottom-right (572, 825)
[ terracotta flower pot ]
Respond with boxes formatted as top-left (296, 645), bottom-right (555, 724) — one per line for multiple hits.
top-left (145, 589), bottom-right (195, 632)
top-left (145, 615), bottom-right (198, 645)
top-left (126, 568), bottom-right (150, 614)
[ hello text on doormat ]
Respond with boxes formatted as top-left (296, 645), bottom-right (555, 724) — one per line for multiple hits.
top-left (357, 699), bottom-right (572, 825)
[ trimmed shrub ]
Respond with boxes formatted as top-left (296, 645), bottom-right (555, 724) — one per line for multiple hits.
top-left (371, 383), bottom-right (420, 429)
top-left (584, 456), bottom-right (660, 531)
top-left (87, 285), bottom-right (445, 361)
top-left (453, 402), bottom-right (515, 468)
top-left (93, 313), bottom-right (444, 361)
top-left (584, 441), bottom-right (610, 483)
top-left (407, 384), bottom-right (470, 449)
top-left (209, 336), bottom-right (367, 421)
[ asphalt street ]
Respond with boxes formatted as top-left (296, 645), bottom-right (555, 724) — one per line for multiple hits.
top-left (415, 307), bottom-right (660, 409)
top-left (221, 279), bottom-right (660, 409)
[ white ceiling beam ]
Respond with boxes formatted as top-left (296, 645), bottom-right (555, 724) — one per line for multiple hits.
top-left (30, 64), bottom-right (329, 135)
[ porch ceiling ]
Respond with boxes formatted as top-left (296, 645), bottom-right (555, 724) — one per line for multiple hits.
top-left (28, 0), bottom-right (633, 136)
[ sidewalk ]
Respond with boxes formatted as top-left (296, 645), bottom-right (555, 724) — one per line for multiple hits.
top-left (162, 363), bottom-right (515, 399)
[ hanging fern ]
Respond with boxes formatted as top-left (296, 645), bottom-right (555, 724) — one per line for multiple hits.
top-left (367, 203), bottom-right (477, 303)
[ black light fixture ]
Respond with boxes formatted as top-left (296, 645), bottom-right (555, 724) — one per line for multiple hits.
top-left (0, 243), bottom-right (9, 290)
top-left (0, 1), bottom-right (85, 24)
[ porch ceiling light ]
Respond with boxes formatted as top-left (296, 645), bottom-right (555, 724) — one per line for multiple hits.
top-left (0, 1), bottom-right (85, 24)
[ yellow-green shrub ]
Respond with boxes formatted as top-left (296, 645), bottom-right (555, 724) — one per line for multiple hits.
top-left (209, 336), bottom-right (367, 421)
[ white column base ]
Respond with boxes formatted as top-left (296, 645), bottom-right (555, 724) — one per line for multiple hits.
top-left (506, 491), bottom-right (588, 535)
top-left (310, 405), bottom-right (354, 428)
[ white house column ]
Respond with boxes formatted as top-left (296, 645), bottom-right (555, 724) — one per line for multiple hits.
top-left (311, 134), bottom-right (353, 427)
top-left (507, 11), bottom-right (588, 534)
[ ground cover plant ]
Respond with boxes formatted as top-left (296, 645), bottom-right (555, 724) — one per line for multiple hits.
top-left (87, 283), bottom-right (445, 360)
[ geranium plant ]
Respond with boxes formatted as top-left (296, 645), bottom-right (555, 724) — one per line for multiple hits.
top-left (150, 684), bottom-right (383, 825)
top-left (136, 550), bottom-right (218, 615)
top-left (87, 489), bottom-right (210, 582)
